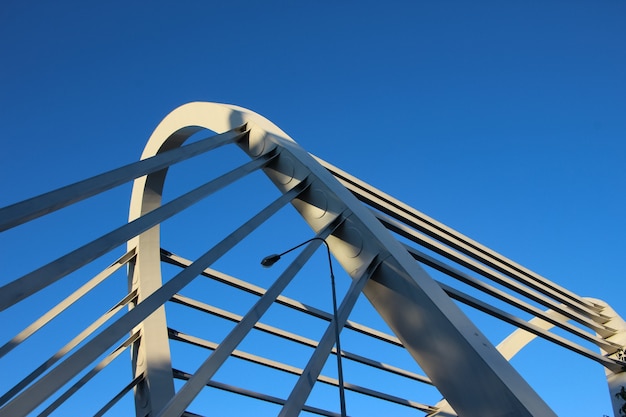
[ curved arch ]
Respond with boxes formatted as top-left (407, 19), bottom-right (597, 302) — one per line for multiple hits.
top-left (126, 102), bottom-right (294, 415)
top-left (127, 102), bottom-right (557, 416)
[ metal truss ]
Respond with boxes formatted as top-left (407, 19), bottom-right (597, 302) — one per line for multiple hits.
top-left (1, 102), bottom-right (624, 416)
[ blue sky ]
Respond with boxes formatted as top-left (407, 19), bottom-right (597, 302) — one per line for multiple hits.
top-left (1, 1), bottom-right (625, 416)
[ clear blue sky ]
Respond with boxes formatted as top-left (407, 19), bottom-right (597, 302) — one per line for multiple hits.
top-left (1, 1), bottom-right (625, 416)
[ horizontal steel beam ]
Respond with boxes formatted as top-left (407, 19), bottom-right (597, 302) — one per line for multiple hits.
top-left (170, 294), bottom-right (431, 385)
top-left (162, 251), bottom-right (404, 347)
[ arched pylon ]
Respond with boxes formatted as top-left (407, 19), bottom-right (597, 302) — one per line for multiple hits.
top-left (128, 102), bottom-right (557, 416)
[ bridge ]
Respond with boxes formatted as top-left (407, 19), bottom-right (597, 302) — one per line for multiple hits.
top-left (1, 102), bottom-right (624, 416)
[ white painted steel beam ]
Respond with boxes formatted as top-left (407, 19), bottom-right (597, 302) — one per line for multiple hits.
top-left (319, 157), bottom-right (603, 315)
top-left (432, 299), bottom-right (626, 416)
top-left (169, 322), bottom-right (435, 412)
top-left (403, 244), bottom-right (619, 351)
top-left (38, 331), bottom-right (140, 417)
top-left (376, 211), bottom-right (610, 329)
top-left (0, 289), bottom-right (137, 407)
top-left (169, 293), bottom-right (431, 385)
top-left (163, 251), bottom-right (405, 347)
top-left (0, 126), bottom-right (246, 232)
top-left (0, 249), bottom-right (135, 359)
top-left (0, 154), bottom-right (274, 312)
top-left (171, 369), bottom-right (341, 417)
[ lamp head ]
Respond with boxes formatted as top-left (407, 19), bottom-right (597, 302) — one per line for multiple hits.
top-left (261, 254), bottom-right (281, 268)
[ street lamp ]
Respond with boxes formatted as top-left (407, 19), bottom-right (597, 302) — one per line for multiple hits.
top-left (261, 237), bottom-right (347, 417)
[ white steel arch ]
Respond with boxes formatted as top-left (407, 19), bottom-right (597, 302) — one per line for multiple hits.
top-left (130, 102), bottom-right (554, 416)
top-left (0, 102), bottom-right (624, 416)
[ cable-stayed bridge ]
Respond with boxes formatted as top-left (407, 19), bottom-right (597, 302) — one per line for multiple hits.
top-left (1, 102), bottom-right (624, 416)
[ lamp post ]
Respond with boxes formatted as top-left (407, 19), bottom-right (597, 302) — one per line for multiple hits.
top-left (261, 237), bottom-right (347, 417)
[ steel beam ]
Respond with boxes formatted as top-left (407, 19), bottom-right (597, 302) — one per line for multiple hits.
top-left (0, 181), bottom-right (304, 417)
top-left (0, 154), bottom-right (274, 312)
top-left (0, 126), bottom-right (246, 232)
top-left (156, 216), bottom-right (346, 416)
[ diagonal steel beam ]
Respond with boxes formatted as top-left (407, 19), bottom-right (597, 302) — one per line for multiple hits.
top-left (278, 253), bottom-right (384, 416)
top-left (156, 217), bottom-right (344, 417)
top-left (0, 181), bottom-right (305, 417)
top-left (0, 126), bottom-right (247, 232)
top-left (0, 153), bottom-right (275, 311)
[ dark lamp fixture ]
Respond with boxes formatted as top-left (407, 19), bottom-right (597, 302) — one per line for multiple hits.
top-left (260, 254), bottom-right (281, 268)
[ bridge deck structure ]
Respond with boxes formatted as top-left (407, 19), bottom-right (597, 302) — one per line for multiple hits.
top-left (1, 102), bottom-right (624, 416)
